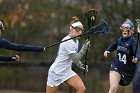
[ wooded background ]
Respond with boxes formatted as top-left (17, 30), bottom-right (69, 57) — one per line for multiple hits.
top-left (0, 0), bottom-right (140, 93)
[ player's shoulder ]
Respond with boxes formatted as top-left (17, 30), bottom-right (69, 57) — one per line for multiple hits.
top-left (117, 36), bottom-right (122, 39)
top-left (114, 36), bottom-right (122, 42)
top-left (62, 35), bottom-right (70, 40)
top-left (62, 35), bottom-right (74, 44)
top-left (130, 36), bottom-right (137, 42)
top-left (130, 36), bottom-right (136, 40)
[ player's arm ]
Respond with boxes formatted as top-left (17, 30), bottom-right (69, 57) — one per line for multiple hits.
top-left (0, 55), bottom-right (20, 62)
top-left (70, 40), bottom-right (90, 62)
top-left (104, 40), bottom-right (117, 57)
top-left (0, 38), bottom-right (45, 52)
top-left (69, 40), bottom-right (90, 72)
top-left (105, 40), bottom-right (117, 52)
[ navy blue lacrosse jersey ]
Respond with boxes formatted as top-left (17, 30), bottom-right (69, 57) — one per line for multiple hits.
top-left (106, 36), bottom-right (137, 77)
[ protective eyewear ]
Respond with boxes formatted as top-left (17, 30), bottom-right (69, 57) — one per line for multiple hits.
top-left (71, 26), bottom-right (84, 32)
top-left (120, 26), bottom-right (131, 31)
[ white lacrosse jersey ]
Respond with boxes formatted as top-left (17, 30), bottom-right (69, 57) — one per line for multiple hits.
top-left (47, 35), bottom-right (79, 87)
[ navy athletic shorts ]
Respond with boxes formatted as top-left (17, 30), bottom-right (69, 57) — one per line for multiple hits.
top-left (110, 64), bottom-right (133, 86)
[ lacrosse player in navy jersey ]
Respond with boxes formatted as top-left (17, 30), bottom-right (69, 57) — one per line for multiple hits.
top-left (0, 20), bottom-right (45, 62)
top-left (104, 19), bottom-right (138, 93)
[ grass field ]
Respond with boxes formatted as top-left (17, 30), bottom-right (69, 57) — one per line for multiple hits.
top-left (0, 90), bottom-right (38, 93)
top-left (0, 90), bottom-right (67, 93)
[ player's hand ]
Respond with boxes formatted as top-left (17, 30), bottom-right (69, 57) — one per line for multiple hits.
top-left (12, 55), bottom-right (20, 62)
top-left (77, 61), bottom-right (88, 72)
top-left (79, 64), bottom-right (88, 72)
top-left (81, 39), bottom-right (90, 51)
top-left (132, 57), bottom-right (138, 63)
top-left (43, 47), bottom-right (46, 51)
top-left (104, 51), bottom-right (110, 58)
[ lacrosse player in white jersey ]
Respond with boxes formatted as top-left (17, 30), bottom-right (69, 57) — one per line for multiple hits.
top-left (46, 16), bottom-right (90, 93)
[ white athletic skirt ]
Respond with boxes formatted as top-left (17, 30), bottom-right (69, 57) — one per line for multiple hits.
top-left (47, 70), bottom-right (77, 87)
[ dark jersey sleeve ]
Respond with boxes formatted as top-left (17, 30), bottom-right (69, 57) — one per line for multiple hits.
top-left (105, 39), bottom-right (117, 52)
top-left (0, 55), bottom-right (15, 62)
top-left (0, 38), bottom-right (44, 52)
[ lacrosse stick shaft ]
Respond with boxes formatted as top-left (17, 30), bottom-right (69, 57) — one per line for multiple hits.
top-left (134, 19), bottom-right (140, 57)
top-left (45, 32), bottom-right (88, 49)
top-left (83, 9), bottom-right (97, 75)
top-left (134, 33), bottom-right (139, 57)
top-left (83, 36), bottom-right (90, 75)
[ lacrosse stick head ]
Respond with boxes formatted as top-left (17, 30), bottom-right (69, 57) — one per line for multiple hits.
top-left (88, 19), bottom-right (109, 36)
top-left (85, 9), bottom-right (97, 29)
top-left (135, 19), bottom-right (140, 33)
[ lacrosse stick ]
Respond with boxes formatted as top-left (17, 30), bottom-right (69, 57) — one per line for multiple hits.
top-left (134, 19), bottom-right (140, 57)
top-left (83, 9), bottom-right (97, 75)
top-left (45, 19), bottom-right (108, 49)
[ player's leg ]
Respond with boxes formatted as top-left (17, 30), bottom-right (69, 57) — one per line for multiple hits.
top-left (46, 71), bottom-right (59, 93)
top-left (46, 86), bottom-right (58, 93)
top-left (65, 75), bottom-right (86, 93)
top-left (108, 71), bottom-right (121, 93)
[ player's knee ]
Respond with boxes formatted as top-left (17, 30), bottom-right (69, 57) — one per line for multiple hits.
top-left (77, 85), bottom-right (86, 92)
top-left (109, 86), bottom-right (118, 93)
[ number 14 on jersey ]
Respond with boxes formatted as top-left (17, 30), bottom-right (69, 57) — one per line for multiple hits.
top-left (118, 53), bottom-right (127, 64)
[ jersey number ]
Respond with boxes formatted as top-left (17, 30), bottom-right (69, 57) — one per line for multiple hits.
top-left (117, 53), bottom-right (127, 64)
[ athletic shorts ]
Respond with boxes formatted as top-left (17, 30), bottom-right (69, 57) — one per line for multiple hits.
top-left (110, 64), bottom-right (133, 86)
top-left (47, 70), bottom-right (77, 87)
